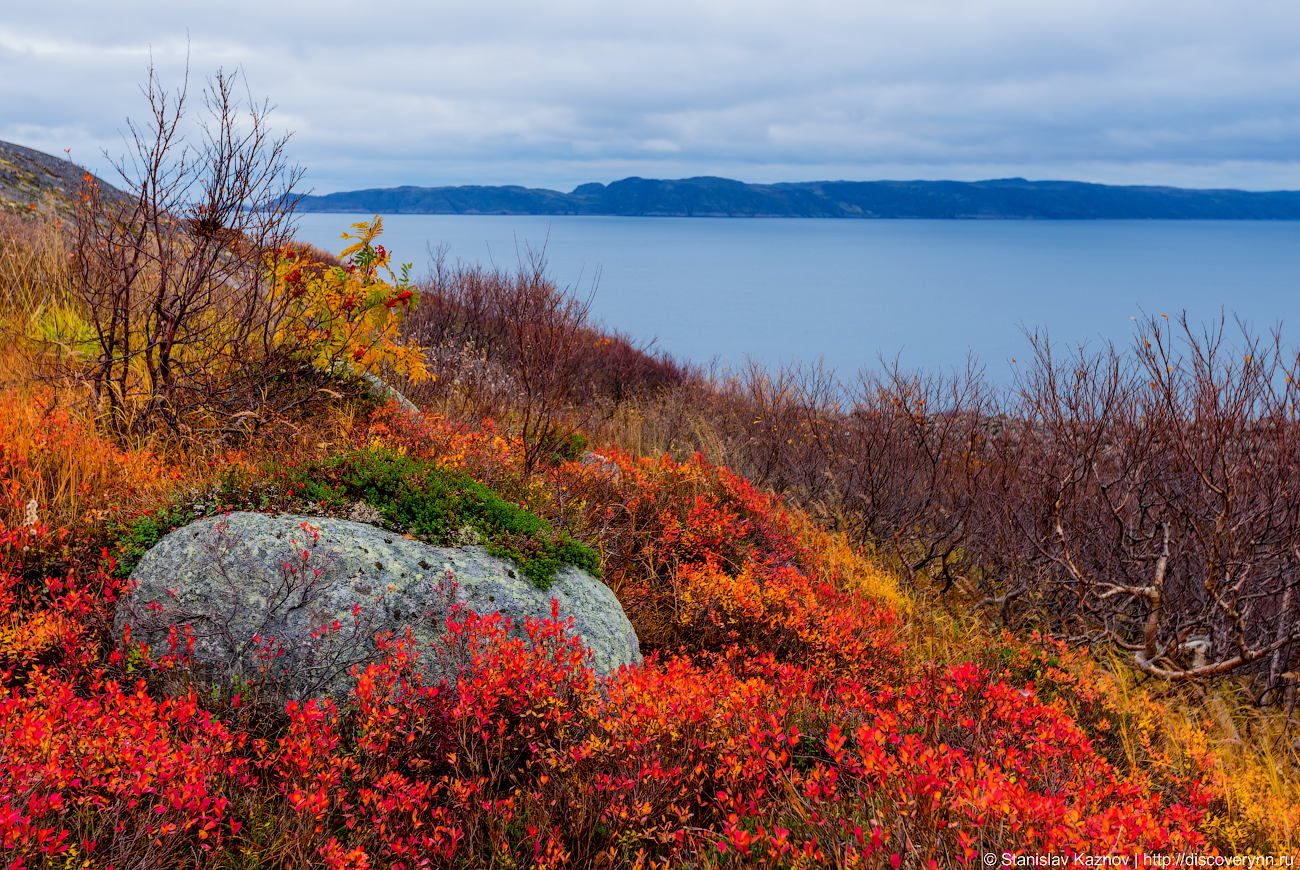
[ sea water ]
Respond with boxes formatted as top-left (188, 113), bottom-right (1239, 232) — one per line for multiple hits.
top-left (292, 214), bottom-right (1300, 384)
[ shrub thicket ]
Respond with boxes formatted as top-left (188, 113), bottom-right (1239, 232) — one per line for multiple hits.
top-left (404, 247), bottom-right (1300, 703)
top-left (641, 319), bottom-right (1300, 705)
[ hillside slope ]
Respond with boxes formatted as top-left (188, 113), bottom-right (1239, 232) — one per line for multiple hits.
top-left (0, 140), bottom-right (127, 216)
top-left (4, 143), bottom-right (1300, 866)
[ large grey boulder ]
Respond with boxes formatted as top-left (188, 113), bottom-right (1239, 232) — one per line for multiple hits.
top-left (113, 512), bottom-right (641, 701)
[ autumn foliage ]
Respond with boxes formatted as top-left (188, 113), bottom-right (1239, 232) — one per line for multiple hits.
top-left (268, 218), bottom-right (429, 385)
top-left (0, 397), bottom-right (1243, 870)
top-left (2, 208), bottom-right (1297, 867)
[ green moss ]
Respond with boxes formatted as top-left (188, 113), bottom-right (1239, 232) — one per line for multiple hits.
top-left (290, 448), bottom-right (600, 589)
top-left (543, 428), bottom-right (589, 465)
top-left (110, 448), bottom-right (599, 590)
top-left (111, 502), bottom-right (212, 580)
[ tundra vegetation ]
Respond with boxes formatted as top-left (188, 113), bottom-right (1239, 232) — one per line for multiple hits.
top-left (1, 69), bottom-right (1299, 869)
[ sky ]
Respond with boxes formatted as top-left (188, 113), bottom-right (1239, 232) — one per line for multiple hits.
top-left (3, 0), bottom-right (1300, 195)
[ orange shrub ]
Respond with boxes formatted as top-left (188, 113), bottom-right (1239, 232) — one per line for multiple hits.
top-left (0, 556), bottom-right (121, 685)
top-left (268, 218), bottom-right (428, 384)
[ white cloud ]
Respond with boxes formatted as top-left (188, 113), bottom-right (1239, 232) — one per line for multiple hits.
top-left (3, 0), bottom-right (1300, 191)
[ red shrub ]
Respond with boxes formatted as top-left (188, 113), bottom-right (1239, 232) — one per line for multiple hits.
top-left (0, 675), bottom-right (245, 868)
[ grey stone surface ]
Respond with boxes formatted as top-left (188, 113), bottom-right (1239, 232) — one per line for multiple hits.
top-left (579, 451), bottom-right (622, 482)
top-left (113, 512), bottom-right (641, 701)
top-left (358, 369), bottom-right (419, 415)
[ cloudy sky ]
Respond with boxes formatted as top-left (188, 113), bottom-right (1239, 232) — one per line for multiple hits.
top-left (3, 0), bottom-right (1299, 194)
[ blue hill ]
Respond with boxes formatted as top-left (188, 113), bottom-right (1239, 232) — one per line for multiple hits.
top-left (296, 175), bottom-right (1300, 219)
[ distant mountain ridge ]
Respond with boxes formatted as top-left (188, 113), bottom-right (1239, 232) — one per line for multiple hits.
top-left (297, 175), bottom-right (1300, 220)
top-left (6, 138), bottom-right (1297, 220)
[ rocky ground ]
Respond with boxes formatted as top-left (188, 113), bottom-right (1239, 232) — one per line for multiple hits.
top-left (0, 139), bottom-right (126, 217)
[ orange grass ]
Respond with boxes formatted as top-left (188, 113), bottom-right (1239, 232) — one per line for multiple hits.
top-left (0, 388), bottom-right (182, 534)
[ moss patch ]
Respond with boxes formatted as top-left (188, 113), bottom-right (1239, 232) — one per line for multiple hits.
top-left (315, 449), bottom-right (599, 588)
top-left (112, 449), bottom-right (601, 590)
top-left (111, 502), bottom-right (214, 581)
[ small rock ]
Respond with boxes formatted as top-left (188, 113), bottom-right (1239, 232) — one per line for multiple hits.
top-left (346, 501), bottom-right (384, 524)
top-left (580, 451), bottom-right (622, 482)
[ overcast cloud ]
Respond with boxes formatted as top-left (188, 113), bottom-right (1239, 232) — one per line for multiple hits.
top-left (3, 0), bottom-right (1299, 193)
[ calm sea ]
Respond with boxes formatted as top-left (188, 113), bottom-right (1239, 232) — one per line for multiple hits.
top-left (292, 214), bottom-right (1300, 384)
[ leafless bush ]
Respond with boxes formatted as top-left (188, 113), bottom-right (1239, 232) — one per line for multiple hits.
top-left (649, 356), bottom-right (996, 589)
top-left (606, 315), bottom-right (1300, 702)
top-left (66, 65), bottom-right (310, 438)
top-left (403, 249), bottom-right (690, 472)
top-left (990, 316), bottom-right (1300, 702)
